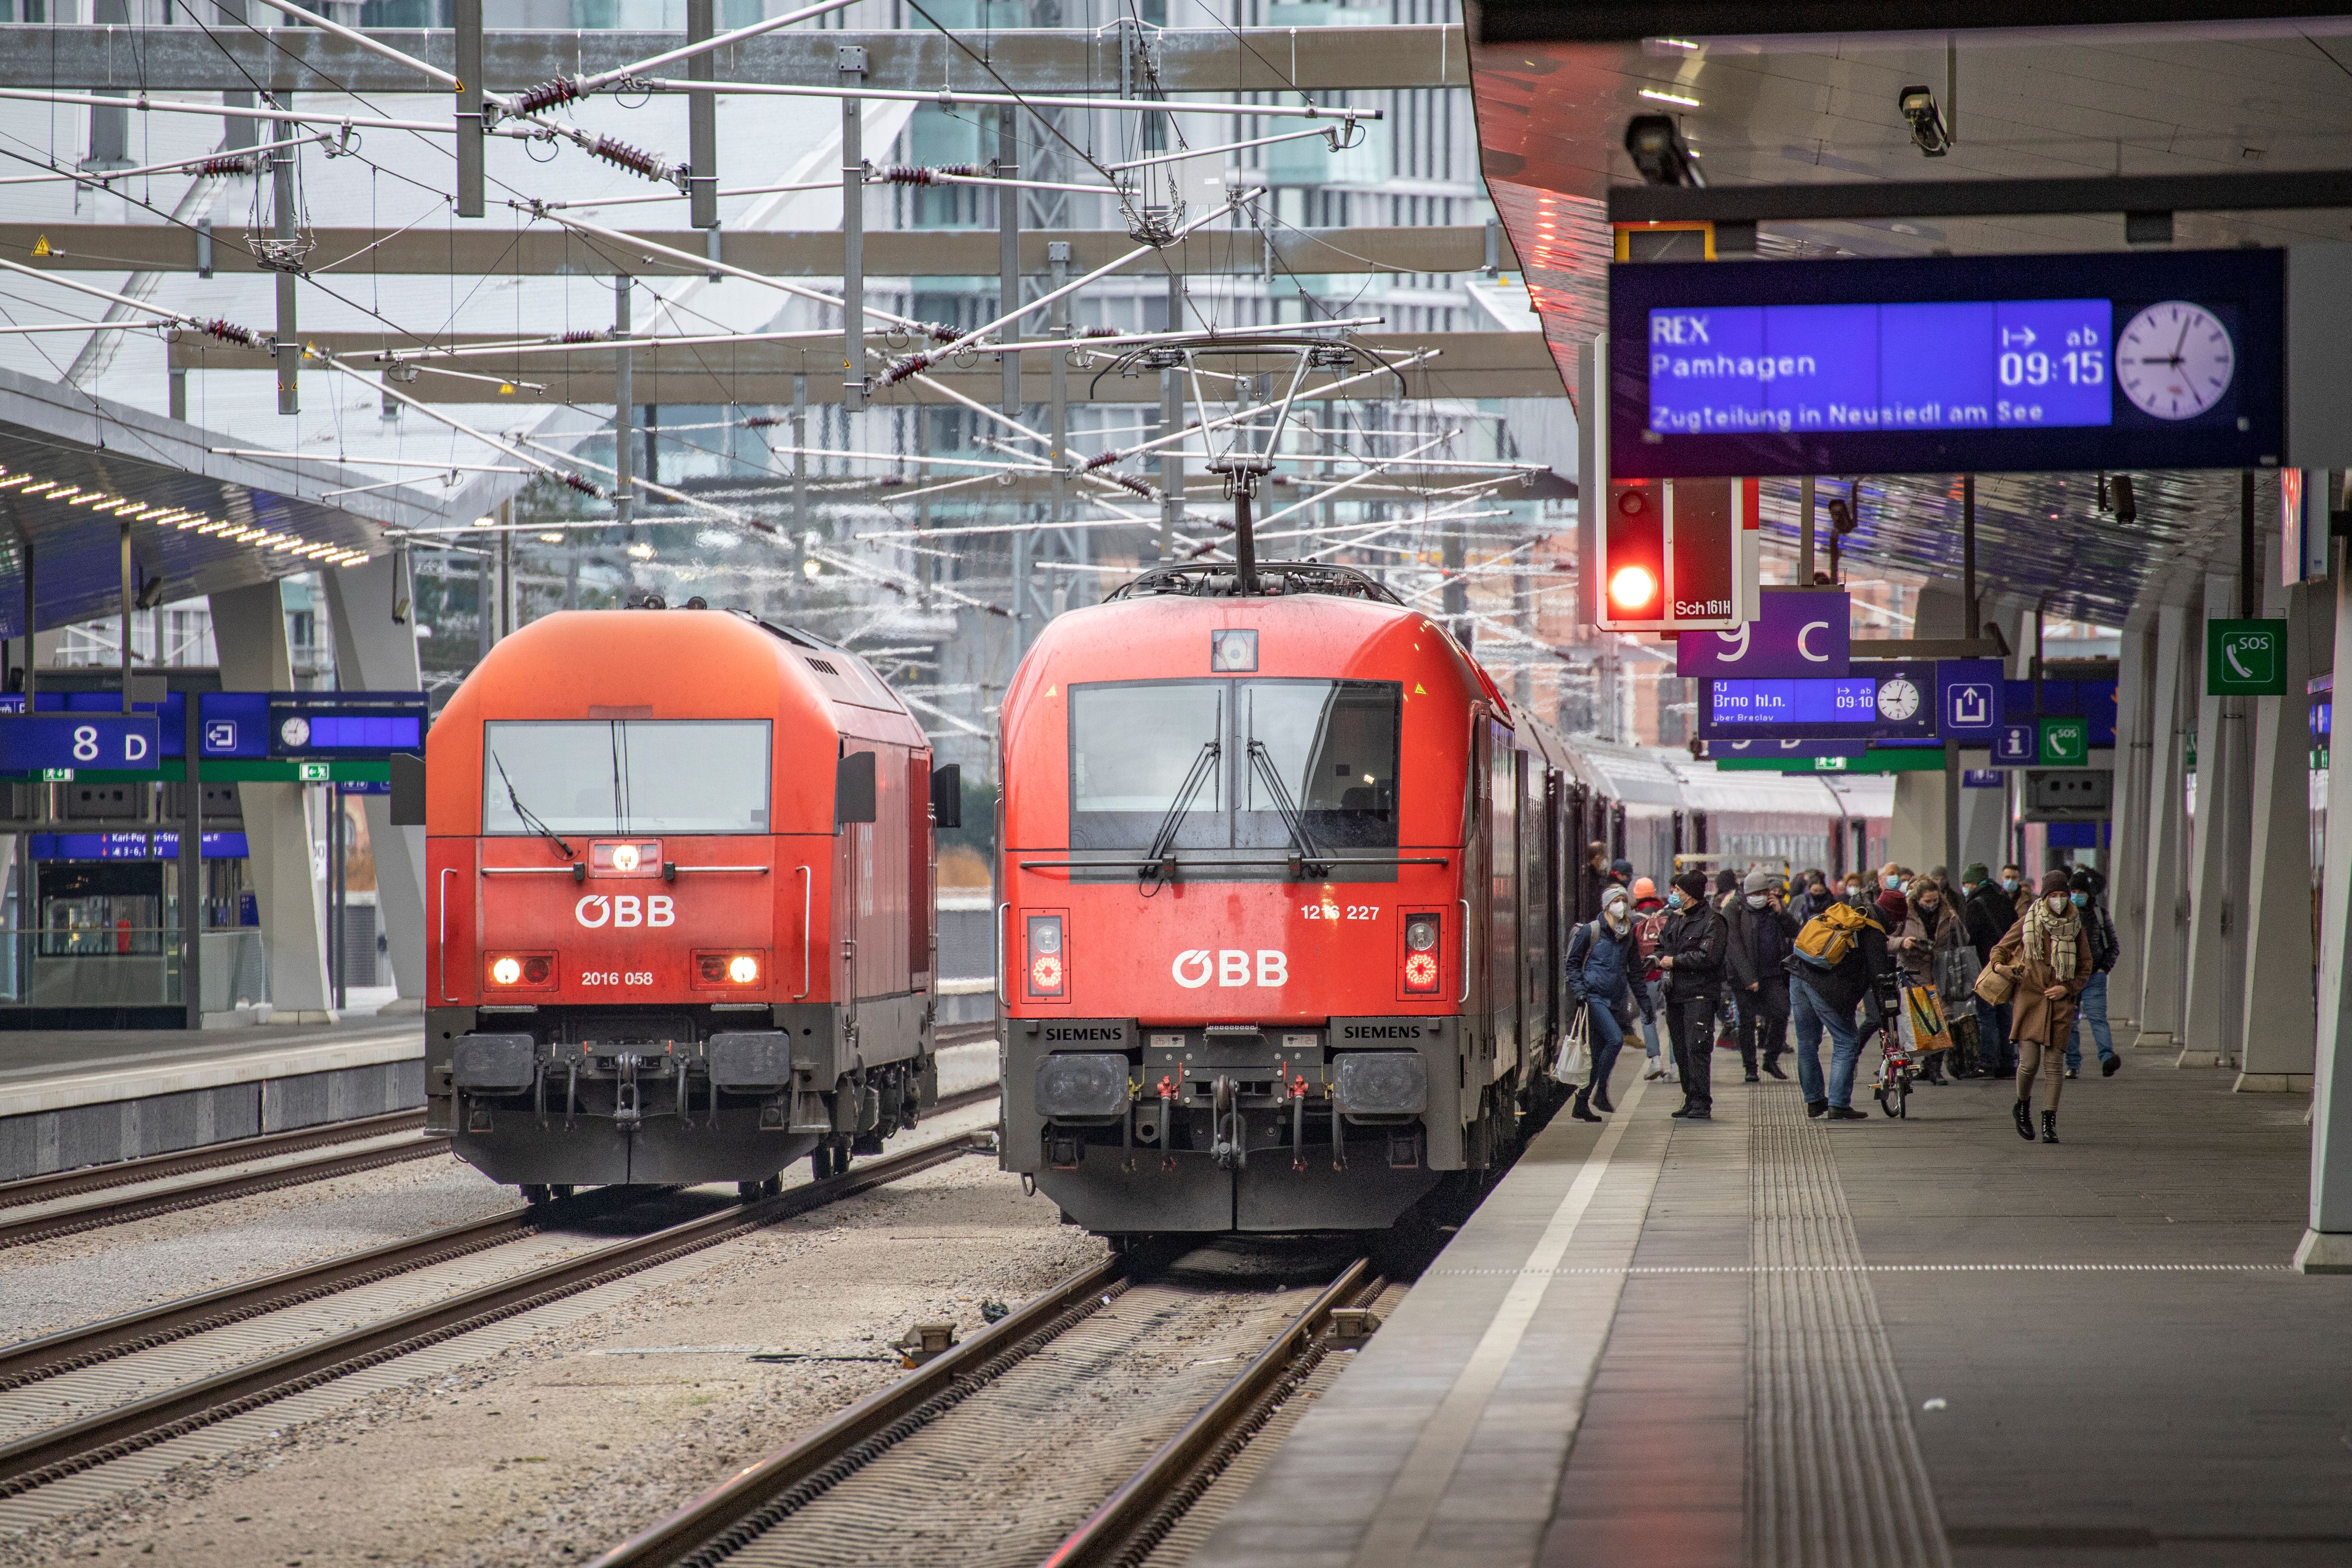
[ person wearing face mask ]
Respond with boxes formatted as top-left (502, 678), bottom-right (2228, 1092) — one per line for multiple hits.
top-left (2062, 867), bottom-right (2122, 1079)
top-left (1897, 875), bottom-right (1965, 1085)
top-left (2002, 862), bottom-right (2032, 921)
top-left (1963, 861), bottom-right (2019, 1079)
top-left (1629, 878), bottom-right (1675, 1082)
top-left (1785, 875), bottom-right (1899, 1120)
top-left (1564, 885), bottom-right (1653, 1122)
top-left (1793, 872), bottom-right (1835, 924)
top-left (1656, 870), bottom-right (1729, 1120)
top-left (1841, 873), bottom-right (1872, 911)
top-left (1725, 868), bottom-right (1798, 1083)
top-left (1989, 870), bottom-right (2094, 1144)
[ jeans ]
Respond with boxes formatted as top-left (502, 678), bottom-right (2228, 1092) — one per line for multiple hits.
top-left (1640, 978), bottom-right (1666, 1061)
top-left (1734, 982), bottom-right (1789, 1075)
top-left (2065, 972), bottom-right (2114, 1069)
top-left (1586, 997), bottom-right (1626, 1093)
top-left (1789, 974), bottom-right (1862, 1108)
top-left (1665, 991), bottom-right (1716, 1109)
top-left (1973, 995), bottom-right (2014, 1074)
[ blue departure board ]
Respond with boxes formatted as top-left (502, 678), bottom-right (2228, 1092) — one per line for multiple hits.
top-left (1697, 664), bottom-right (1940, 741)
top-left (1611, 249), bottom-right (2283, 478)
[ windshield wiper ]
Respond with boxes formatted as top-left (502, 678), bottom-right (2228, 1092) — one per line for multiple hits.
top-left (492, 751), bottom-right (577, 861)
top-left (1246, 740), bottom-right (1327, 879)
top-left (1140, 740), bottom-right (1221, 887)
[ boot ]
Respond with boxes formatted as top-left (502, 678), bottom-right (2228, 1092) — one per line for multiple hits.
top-left (2041, 1110), bottom-right (2060, 1144)
top-left (1572, 1086), bottom-right (1603, 1123)
top-left (1762, 1058), bottom-right (1788, 1081)
top-left (2012, 1096), bottom-right (2035, 1142)
top-left (1592, 1081), bottom-right (1615, 1114)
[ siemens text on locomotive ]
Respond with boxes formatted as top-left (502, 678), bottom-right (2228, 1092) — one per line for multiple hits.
top-left (995, 562), bottom-right (1583, 1235)
top-left (423, 607), bottom-right (957, 1199)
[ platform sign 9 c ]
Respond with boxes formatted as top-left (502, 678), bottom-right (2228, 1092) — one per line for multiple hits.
top-left (0, 715), bottom-right (161, 773)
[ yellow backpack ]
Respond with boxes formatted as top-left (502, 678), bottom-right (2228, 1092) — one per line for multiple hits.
top-left (1793, 902), bottom-right (1881, 972)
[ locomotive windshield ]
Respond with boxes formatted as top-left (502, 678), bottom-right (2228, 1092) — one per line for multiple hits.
top-left (482, 720), bottom-right (771, 835)
top-left (1068, 680), bottom-right (1400, 868)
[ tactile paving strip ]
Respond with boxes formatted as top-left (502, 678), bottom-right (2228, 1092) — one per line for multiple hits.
top-left (1748, 1086), bottom-right (1953, 1568)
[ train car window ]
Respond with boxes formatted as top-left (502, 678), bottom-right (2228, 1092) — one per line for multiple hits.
top-left (1238, 681), bottom-right (1401, 851)
top-left (482, 720), bottom-right (771, 835)
top-left (1068, 682), bottom-right (1228, 851)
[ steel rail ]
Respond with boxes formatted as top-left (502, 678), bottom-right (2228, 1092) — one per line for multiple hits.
top-left (0, 1108), bottom-right (426, 1213)
top-left (0, 1116), bottom-right (999, 1495)
top-left (0, 1125), bottom-right (450, 1251)
top-left (0, 1079), bottom-right (999, 1397)
top-left (1035, 1257), bottom-right (1377, 1568)
top-left (585, 1253), bottom-right (1131, 1568)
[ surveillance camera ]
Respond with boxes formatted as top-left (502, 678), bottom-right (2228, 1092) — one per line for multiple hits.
top-left (1623, 115), bottom-right (1702, 188)
top-left (1898, 86), bottom-right (1951, 157)
top-left (1826, 497), bottom-right (1857, 534)
top-left (2110, 474), bottom-right (2137, 524)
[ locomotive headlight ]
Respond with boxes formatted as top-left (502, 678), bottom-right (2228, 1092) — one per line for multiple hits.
top-left (490, 956), bottom-right (523, 985)
top-left (1024, 913), bottom-right (1067, 998)
top-left (1405, 918), bottom-right (1439, 952)
top-left (728, 954), bottom-right (760, 984)
top-left (611, 843), bottom-right (642, 873)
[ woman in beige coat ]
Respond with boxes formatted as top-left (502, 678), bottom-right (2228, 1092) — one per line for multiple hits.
top-left (1989, 869), bottom-right (2093, 1144)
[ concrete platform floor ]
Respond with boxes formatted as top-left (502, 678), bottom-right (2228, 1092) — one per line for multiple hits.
top-left (1190, 1032), bottom-right (2352, 1568)
top-left (0, 1014), bottom-right (415, 1093)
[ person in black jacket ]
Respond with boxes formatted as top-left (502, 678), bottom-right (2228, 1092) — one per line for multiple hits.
top-left (1726, 868), bottom-right (1798, 1083)
top-left (1656, 870), bottom-right (1729, 1121)
top-left (2063, 867), bottom-right (2123, 1079)
top-left (1784, 891), bottom-right (1900, 1120)
top-left (1961, 861), bottom-right (2019, 1078)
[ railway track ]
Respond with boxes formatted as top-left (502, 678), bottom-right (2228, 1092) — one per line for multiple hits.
top-left (0, 1111), bottom-right (447, 1251)
top-left (587, 1245), bottom-right (1384, 1568)
top-left (0, 1020), bottom-right (998, 1251)
top-left (0, 1084), bottom-right (1002, 1502)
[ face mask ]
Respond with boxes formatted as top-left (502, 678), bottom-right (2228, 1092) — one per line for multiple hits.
top-left (1919, 897), bottom-right (1938, 913)
top-left (1745, 893), bottom-right (1768, 909)
top-left (2070, 891), bottom-right (2088, 907)
top-left (1845, 884), bottom-right (1862, 897)
top-left (1604, 904), bottom-right (1630, 931)
top-left (2047, 894), bottom-right (2069, 913)
top-left (1881, 874), bottom-right (1901, 891)
top-left (2003, 877), bottom-right (2019, 892)
top-left (1667, 891), bottom-right (1685, 909)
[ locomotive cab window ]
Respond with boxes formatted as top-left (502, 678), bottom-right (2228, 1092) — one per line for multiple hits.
top-left (482, 720), bottom-right (772, 835)
top-left (1067, 678), bottom-right (1401, 877)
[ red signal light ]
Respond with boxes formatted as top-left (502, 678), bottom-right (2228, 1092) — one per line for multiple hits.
top-left (1403, 951), bottom-right (1439, 990)
top-left (1607, 564), bottom-right (1658, 611)
top-left (1024, 912), bottom-right (1067, 1000)
top-left (1031, 952), bottom-right (1064, 991)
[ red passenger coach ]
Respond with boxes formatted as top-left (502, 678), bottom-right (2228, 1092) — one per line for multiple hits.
top-left (423, 607), bottom-right (953, 1199)
top-left (998, 563), bottom-right (1572, 1235)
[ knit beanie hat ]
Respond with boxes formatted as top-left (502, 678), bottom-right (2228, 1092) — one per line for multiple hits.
top-left (1877, 888), bottom-right (1909, 925)
top-left (1674, 870), bottom-right (1710, 900)
top-left (2040, 868), bottom-right (2073, 895)
top-left (1962, 862), bottom-right (1990, 885)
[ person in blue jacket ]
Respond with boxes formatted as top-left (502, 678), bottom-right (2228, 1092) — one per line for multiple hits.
top-left (1565, 884), bottom-right (1653, 1123)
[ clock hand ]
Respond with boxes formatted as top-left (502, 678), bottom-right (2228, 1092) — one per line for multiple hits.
top-left (2170, 313), bottom-right (2192, 362)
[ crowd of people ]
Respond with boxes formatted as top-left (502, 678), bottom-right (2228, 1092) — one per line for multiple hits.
top-left (1568, 843), bottom-right (2123, 1141)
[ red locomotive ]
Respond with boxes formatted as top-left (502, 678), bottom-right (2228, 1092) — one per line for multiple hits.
top-left (996, 561), bottom-right (1573, 1234)
top-left (420, 606), bottom-right (953, 1200)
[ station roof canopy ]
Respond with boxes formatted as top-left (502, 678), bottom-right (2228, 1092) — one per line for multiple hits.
top-left (1466, 1), bottom-right (2352, 620)
top-left (0, 365), bottom-right (425, 638)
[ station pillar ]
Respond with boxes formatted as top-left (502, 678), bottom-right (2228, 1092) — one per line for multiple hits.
top-left (2104, 604), bottom-right (2154, 1027)
top-left (209, 580), bottom-right (334, 1023)
top-left (2133, 598), bottom-right (2193, 1051)
top-left (322, 557), bottom-right (426, 1008)
top-left (2181, 571), bottom-right (2252, 1069)
top-left (2237, 551), bottom-right (2320, 1091)
top-left (2297, 540), bottom-right (2352, 1272)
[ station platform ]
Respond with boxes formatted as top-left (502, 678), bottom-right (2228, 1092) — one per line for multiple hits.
top-left (0, 1016), bottom-right (423, 1182)
top-left (1192, 1037), bottom-right (2352, 1568)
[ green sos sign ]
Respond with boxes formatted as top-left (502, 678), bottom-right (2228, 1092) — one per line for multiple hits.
top-left (2206, 620), bottom-right (2287, 696)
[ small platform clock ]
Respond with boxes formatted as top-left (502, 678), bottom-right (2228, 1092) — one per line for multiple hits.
top-left (278, 715), bottom-right (311, 748)
top-left (1876, 676), bottom-right (1922, 723)
top-left (2117, 300), bottom-right (2234, 420)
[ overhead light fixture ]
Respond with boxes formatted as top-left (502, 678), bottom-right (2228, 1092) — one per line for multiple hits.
top-left (627, 541), bottom-right (655, 560)
top-left (538, 531), bottom-right (564, 544)
top-left (471, 515), bottom-right (497, 529)
top-left (0, 474), bottom-right (29, 490)
top-left (18, 480), bottom-right (56, 496)
top-left (1624, 115), bottom-right (1703, 188)
top-left (1898, 85), bottom-right (1952, 157)
top-left (1638, 86), bottom-right (1700, 108)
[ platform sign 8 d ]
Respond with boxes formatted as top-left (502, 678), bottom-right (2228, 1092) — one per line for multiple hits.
top-left (2206, 619), bottom-right (2287, 696)
top-left (0, 715), bottom-right (161, 773)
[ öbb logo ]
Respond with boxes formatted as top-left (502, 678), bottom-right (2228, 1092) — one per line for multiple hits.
top-left (574, 894), bottom-right (676, 929)
top-left (1171, 950), bottom-right (1287, 989)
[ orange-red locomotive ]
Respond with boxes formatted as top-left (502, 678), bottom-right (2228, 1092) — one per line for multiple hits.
top-left (423, 607), bottom-right (951, 1199)
top-left (997, 563), bottom-right (1575, 1234)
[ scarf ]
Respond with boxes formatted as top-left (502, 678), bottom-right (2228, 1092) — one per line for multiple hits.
top-left (2023, 897), bottom-right (2081, 981)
